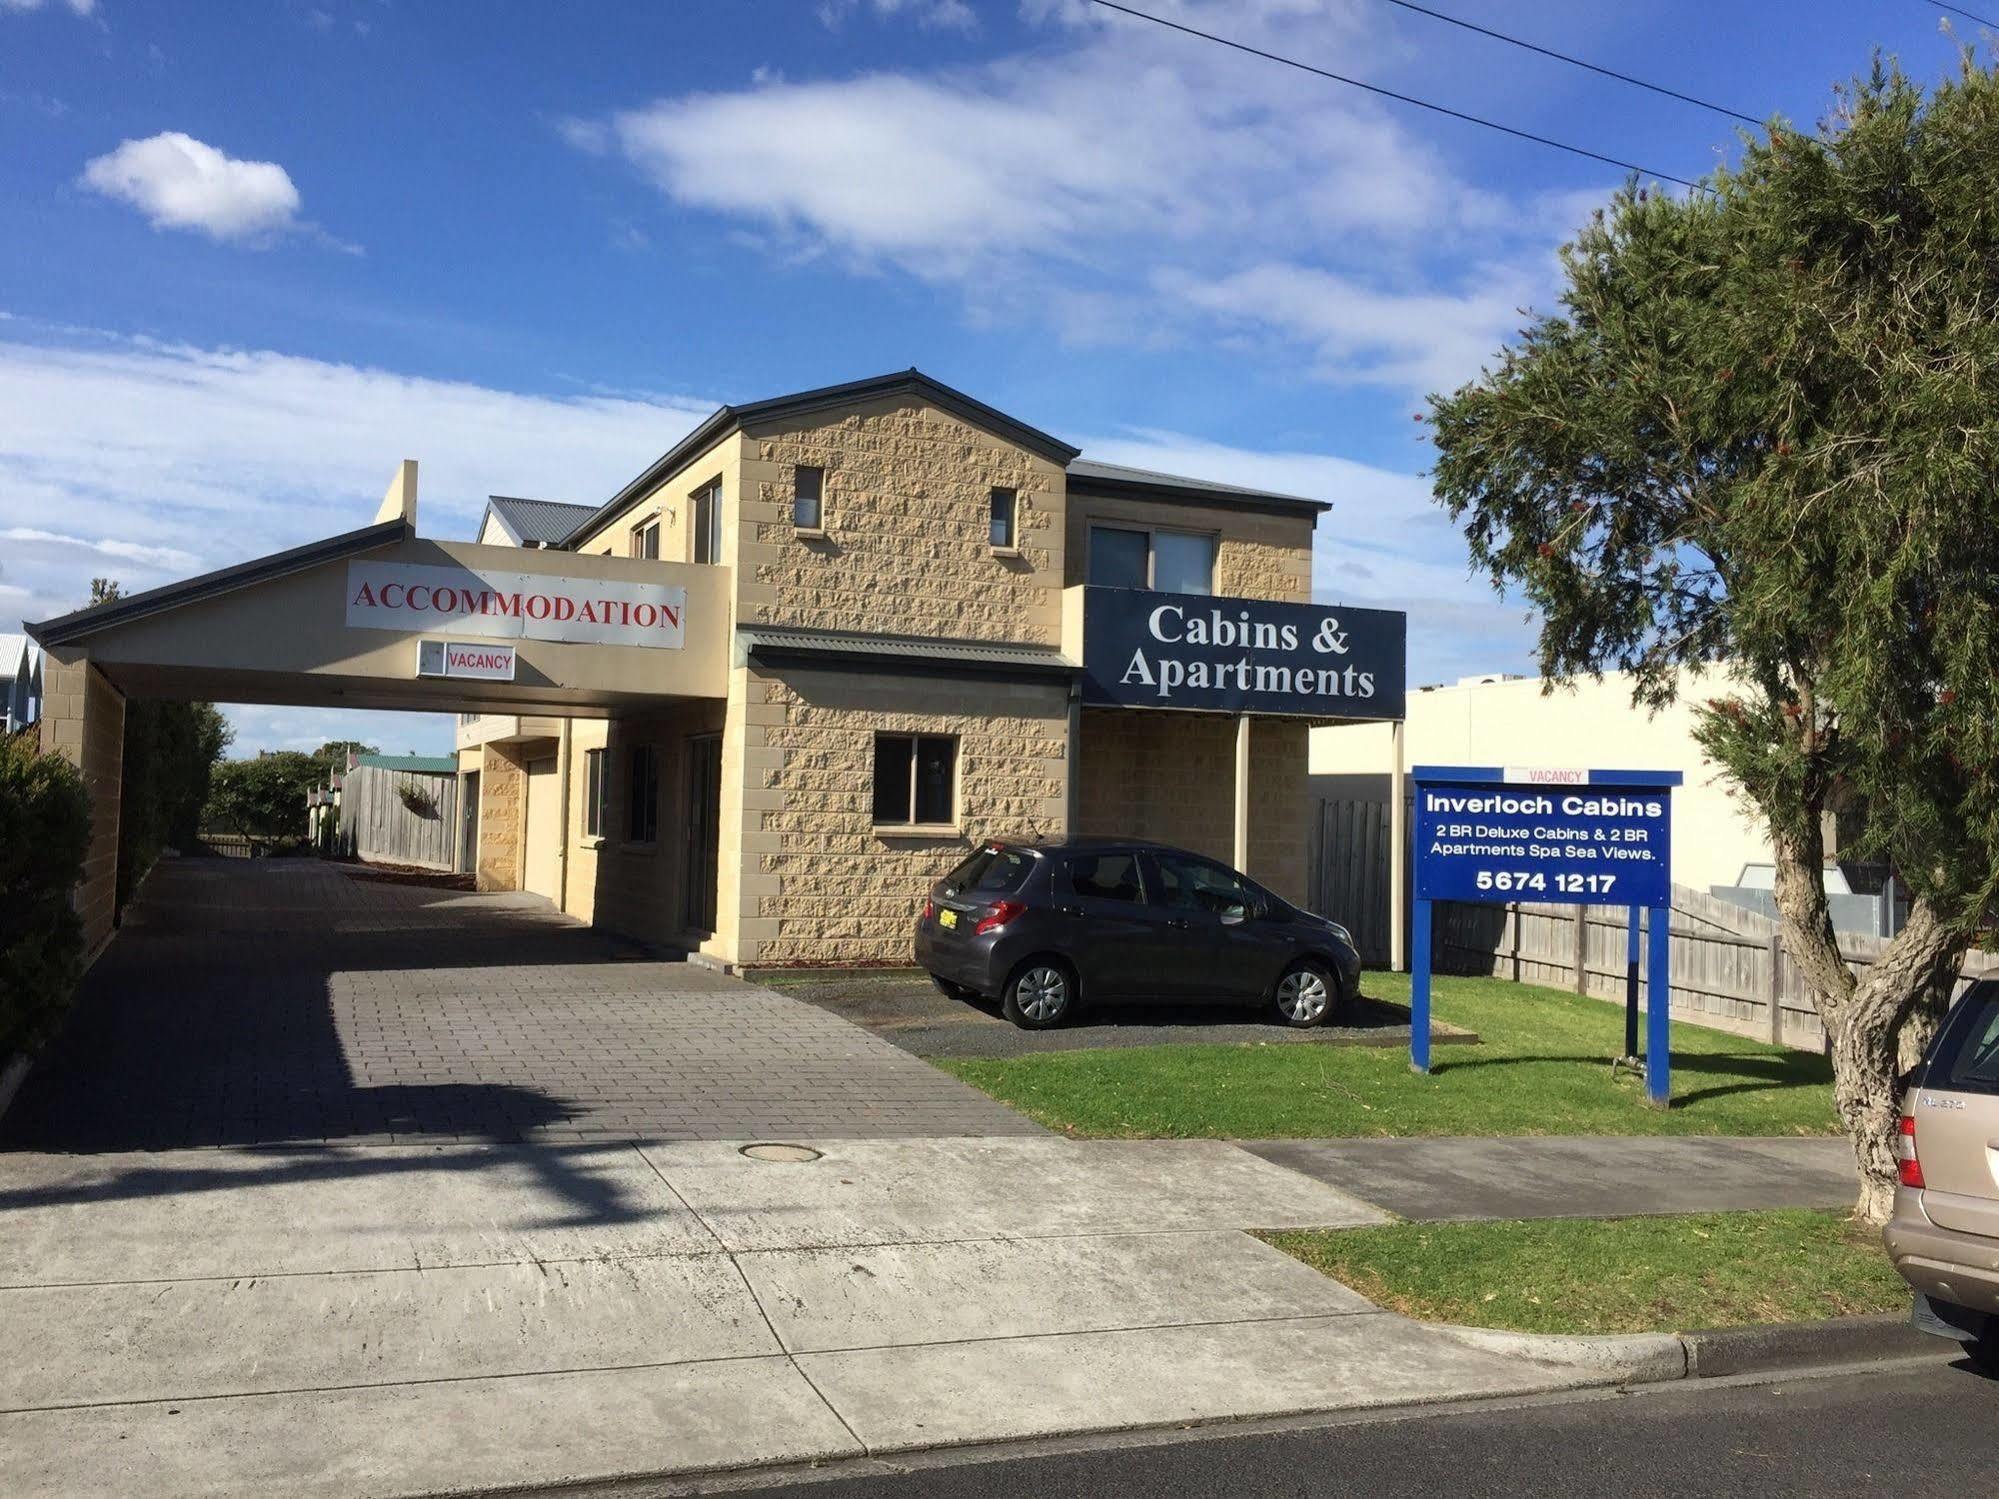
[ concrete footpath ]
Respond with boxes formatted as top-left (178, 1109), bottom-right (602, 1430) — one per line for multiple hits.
top-left (0, 1135), bottom-right (1654, 1498)
top-left (1243, 1136), bottom-right (1858, 1222)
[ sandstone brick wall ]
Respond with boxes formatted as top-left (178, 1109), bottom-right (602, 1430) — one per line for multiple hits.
top-left (38, 655), bottom-right (125, 960)
top-left (1074, 708), bottom-right (1308, 902)
top-left (1065, 494), bottom-right (1315, 603)
top-left (736, 665), bottom-right (1070, 966)
top-left (475, 744), bottom-right (524, 892)
top-left (737, 397), bottom-right (1067, 645)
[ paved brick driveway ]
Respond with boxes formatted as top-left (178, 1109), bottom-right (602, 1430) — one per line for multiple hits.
top-left (0, 859), bottom-right (1036, 1150)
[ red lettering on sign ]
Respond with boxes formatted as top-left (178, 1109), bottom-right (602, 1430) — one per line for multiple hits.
top-left (351, 582), bottom-right (377, 607)
top-left (659, 603), bottom-right (681, 629)
top-left (553, 596), bottom-right (575, 621)
top-left (525, 594), bottom-right (551, 620)
top-left (633, 603), bottom-right (656, 628)
top-left (381, 584), bottom-right (405, 609)
top-left (407, 586), bottom-right (430, 612)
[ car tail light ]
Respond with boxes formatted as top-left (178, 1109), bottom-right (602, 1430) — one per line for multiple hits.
top-left (922, 898), bottom-right (936, 921)
top-left (975, 899), bottom-right (1025, 936)
top-left (1896, 1114), bottom-right (1925, 1189)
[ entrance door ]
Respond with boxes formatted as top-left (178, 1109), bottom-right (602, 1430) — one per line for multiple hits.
top-left (523, 756), bottom-right (562, 902)
top-left (683, 734), bottom-right (722, 933)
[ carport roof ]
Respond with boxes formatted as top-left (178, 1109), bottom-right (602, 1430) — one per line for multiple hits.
top-left (27, 517), bottom-right (412, 648)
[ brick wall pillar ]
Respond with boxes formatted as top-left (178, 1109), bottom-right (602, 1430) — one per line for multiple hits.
top-left (38, 652), bottom-right (126, 960)
top-left (476, 742), bottom-right (526, 891)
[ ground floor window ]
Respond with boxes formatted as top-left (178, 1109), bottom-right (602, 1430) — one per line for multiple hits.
top-left (872, 733), bottom-right (956, 826)
top-left (583, 747), bottom-right (605, 837)
top-left (628, 743), bottom-right (660, 843)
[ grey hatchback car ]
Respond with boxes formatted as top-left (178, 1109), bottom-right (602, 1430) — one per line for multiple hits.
top-left (911, 837), bottom-right (1363, 1029)
top-left (1883, 977), bottom-right (1999, 1366)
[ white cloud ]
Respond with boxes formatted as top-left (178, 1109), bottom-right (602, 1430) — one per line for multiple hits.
top-left (0, 329), bottom-right (713, 754)
top-left (79, 133), bottom-right (307, 246)
top-left (0, 527), bottom-right (201, 571)
top-left (817, 0), bottom-right (976, 31)
top-left (570, 0), bottom-right (1602, 392)
top-left (1, 0), bottom-right (96, 15)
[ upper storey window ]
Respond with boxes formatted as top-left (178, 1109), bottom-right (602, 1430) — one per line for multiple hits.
top-left (794, 466), bottom-right (824, 531)
top-left (1088, 526), bottom-right (1214, 594)
top-left (989, 487), bottom-right (1017, 549)
top-left (629, 517), bottom-right (660, 560)
top-left (690, 479), bottom-right (723, 564)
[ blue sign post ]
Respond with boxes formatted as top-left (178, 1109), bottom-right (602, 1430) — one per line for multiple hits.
top-left (1410, 766), bottom-right (1683, 1106)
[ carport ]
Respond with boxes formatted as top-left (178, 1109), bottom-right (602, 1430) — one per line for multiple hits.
top-left (27, 469), bottom-right (730, 961)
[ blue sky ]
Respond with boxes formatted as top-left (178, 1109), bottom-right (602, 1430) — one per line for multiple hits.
top-left (0, 0), bottom-right (1976, 755)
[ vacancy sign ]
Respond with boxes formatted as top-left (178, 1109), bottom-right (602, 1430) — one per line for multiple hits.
top-left (348, 561), bottom-right (686, 650)
top-left (417, 640), bottom-right (517, 681)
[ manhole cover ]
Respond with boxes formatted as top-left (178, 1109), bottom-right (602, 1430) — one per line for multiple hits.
top-left (739, 1143), bottom-right (823, 1163)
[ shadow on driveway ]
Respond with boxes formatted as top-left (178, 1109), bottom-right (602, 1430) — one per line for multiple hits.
top-left (765, 969), bottom-right (1479, 1059)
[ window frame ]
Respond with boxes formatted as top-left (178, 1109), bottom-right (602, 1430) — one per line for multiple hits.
top-left (1144, 850), bottom-right (1255, 922)
top-left (629, 516), bottom-right (661, 560)
top-left (582, 747), bottom-right (606, 840)
top-left (793, 465), bottom-right (825, 533)
top-left (626, 742), bottom-right (661, 846)
top-left (690, 478), bottom-right (723, 565)
top-left (989, 487), bottom-right (1018, 551)
top-left (871, 731), bottom-right (959, 831)
top-left (1086, 522), bottom-right (1217, 594)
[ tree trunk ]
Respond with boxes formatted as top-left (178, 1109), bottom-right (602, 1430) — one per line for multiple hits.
top-left (1768, 819), bottom-right (1971, 1222)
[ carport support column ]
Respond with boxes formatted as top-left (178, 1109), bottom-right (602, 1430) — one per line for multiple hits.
top-left (1233, 714), bottom-right (1251, 874)
top-left (38, 652), bottom-right (125, 962)
top-left (1389, 719), bottom-right (1408, 971)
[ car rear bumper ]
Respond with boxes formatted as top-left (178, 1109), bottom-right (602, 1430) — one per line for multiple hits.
top-left (913, 920), bottom-right (1004, 997)
top-left (1883, 1188), bottom-right (1999, 1326)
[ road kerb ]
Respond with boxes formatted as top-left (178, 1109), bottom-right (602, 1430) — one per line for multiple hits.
top-left (1423, 1309), bottom-right (1944, 1386)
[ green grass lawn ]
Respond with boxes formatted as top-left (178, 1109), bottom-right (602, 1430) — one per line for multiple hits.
top-left (1260, 1210), bottom-right (1903, 1335)
top-left (936, 972), bottom-right (1836, 1138)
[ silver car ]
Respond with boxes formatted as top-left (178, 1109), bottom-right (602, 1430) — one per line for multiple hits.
top-left (1883, 978), bottom-right (1999, 1367)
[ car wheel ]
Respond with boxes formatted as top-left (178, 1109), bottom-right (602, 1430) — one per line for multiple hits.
top-left (1274, 959), bottom-right (1338, 1028)
top-left (1002, 960), bottom-right (1074, 1029)
top-left (930, 973), bottom-right (976, 1002)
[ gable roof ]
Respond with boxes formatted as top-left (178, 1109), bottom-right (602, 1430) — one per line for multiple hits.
top-left (0, 632), bottom-right (27, 681)
top-left (560, 368), bottom-right (1083, 548)
top-left (482, 495), bottom-right (594, 547)
top-left (26, 517), bottom-right (412, 647)
top-left (1066, 458), bottom-right (1330, 516)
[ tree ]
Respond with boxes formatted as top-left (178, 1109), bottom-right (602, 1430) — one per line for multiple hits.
top-left (0, 731), bottom-right (91, 1057)
top-left (1426, 55), bottom-right (1999, 1221)
top-left (310, 740), bottom-right (376, 770)
top-left (205, 752), bottom-right (326, 844)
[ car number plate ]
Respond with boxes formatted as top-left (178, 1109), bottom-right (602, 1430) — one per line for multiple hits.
top-left (939, 909), bottom-right (958, 930)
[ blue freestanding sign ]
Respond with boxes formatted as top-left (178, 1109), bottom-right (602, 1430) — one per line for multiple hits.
top-left (1411, 766), bottom-right (1683, 1105)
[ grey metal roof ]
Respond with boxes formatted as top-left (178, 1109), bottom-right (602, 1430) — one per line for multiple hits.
top-left (484, 495), bottom-right (594, 546)
top-left (1066, 458), bottom-right (1330, 515)
top-left (739, 624), bottom-right (1076, 680)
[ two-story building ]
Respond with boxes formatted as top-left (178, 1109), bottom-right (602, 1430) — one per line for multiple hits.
top-left (28, 369), bottom-right (1406, 969)
top-left (452, 370), bottom-right (1406, 968)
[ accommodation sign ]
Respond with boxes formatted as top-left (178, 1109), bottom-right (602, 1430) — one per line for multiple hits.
top-left (347, 561), bottom-right (685, 650)
top-left (1080, 586), bottom-right (1405, 720)
top-left (1414, 768), bottom-right (1676, 907)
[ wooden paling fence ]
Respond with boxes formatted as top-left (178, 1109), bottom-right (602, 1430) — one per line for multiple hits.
top-left (1432, 884), bottom-right (1997, 1050)
top-left (332, 765), bottom-right (459, 871)
top-left (1307, 794), bottom-right (1996, 1049)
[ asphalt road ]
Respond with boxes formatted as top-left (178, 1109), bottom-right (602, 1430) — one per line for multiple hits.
top-left (582, 1353), bottom-right (1994, 1499)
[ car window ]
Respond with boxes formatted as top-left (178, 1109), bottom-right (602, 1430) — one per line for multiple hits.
top-left (944, 845), bottom-right (1034, 897)
top-left (1068, 852), bottom-right (1144, 904)
top-left (1928, 983), bottom-right (1999, 1096)
top-left (1150, 854), bottom-right (1252, 920)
